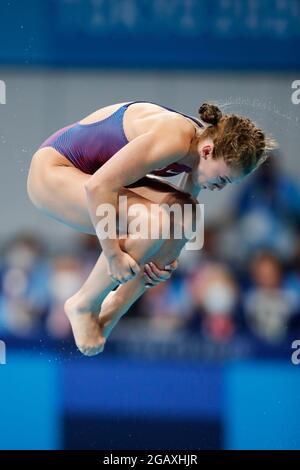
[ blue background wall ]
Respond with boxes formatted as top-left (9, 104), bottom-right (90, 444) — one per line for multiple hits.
top-left (0, 352), bottom-right (61, 449)
top-left (224, 362), bottom-right (300, 450)
top-left (0, 0), bottom-right (299, 69)
top-left (0, 352), bottom-right (299, 449)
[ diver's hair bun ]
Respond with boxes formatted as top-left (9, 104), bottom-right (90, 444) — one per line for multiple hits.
top-left (198, 102), bottom-right (222, 125)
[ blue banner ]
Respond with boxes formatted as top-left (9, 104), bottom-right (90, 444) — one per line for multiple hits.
top-left (0, 0), bottom-right (300, 69)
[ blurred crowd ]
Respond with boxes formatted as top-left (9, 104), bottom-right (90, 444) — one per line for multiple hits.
top-left (1, 153), bottom-right (300, 357)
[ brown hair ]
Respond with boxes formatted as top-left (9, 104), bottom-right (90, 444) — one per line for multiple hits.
top-left (198, 102), bottom-right (278, 175)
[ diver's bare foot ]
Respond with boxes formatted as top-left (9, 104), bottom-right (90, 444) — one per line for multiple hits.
top-left (64, 295), bottom-right (106, 356)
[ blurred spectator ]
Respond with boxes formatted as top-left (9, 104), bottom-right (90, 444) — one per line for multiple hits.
top-left (140, 277), bottom-right (191, 335)
top-left (236, 155), bottom-right (300, 225)
top-left (46, 254), bottom-right (84, 339)
top-left (185, 261), bottom-right (238, 342)
top-left (243, 251), bottom-right (297, 343)
top-left (0, 234), bottom-right (49, 337)
top-left (233, 156), bottom-right (300, 263)
top-left (177, 225), bottom-right (219, 275)
top-left (78, 233), bottom-right (101, 272)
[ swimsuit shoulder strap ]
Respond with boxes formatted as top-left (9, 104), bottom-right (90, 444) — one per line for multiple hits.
top-left (124, 100), bottom-right (204, 128)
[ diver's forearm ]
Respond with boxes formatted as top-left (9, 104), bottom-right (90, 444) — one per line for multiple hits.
top-left (85, 183), bottom-right (122, 257)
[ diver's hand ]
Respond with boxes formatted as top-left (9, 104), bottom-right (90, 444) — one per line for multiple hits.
top-left (143, 259), bottom-right (178, 287)
top-left (107, 252), bottom-right (141, 284)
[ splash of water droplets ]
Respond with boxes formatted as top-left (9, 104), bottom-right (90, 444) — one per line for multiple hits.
top-left (216, 96), bottom-right (300, 128)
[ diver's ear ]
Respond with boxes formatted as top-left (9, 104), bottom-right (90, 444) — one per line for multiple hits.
top-left (201, 143), bottom-right (214, 159)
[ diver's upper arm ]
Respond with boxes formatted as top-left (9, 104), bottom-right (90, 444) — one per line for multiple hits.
top-left (86, 120), bottom-right (193, 191)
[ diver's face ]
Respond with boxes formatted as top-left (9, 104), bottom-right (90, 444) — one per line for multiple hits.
top-left (195, 140), bottom-right (243, 190)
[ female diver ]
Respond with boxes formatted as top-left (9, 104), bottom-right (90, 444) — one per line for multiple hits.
top-left (27, 100), bottom-right (276, 355)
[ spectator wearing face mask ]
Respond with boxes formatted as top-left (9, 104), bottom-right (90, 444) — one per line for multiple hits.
top-left (185, 261), bottom-right (238, 342)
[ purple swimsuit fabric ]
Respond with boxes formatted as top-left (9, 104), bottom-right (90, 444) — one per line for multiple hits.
top-left (39, 100), bottom-right (203, 177)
